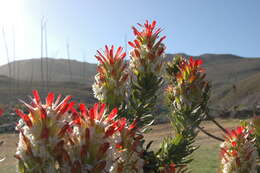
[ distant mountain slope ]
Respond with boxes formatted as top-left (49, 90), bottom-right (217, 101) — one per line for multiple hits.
top-left (0, 54), bottom-right (260, 110)
top-left (0, 58), bottom-right (97, 85)
top-left (0, 76), bottom-right (97, 106)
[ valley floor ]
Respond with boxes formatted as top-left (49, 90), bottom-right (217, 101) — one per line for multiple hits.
top-left (0, 119), bottom-right (242, 173)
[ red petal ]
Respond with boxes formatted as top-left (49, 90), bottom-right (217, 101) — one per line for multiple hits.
top-left (115, 47), bottom-right (123, 59)
top-left (32, 90), bottom-right (41, 105)
top-left (132, 27), bottom-right (140, 36)
top-left (110, 45), bottom-right (114, 59)
top-left (15, 109), bottom-right (32, 128)
top-left (79, 103), bottom-right (87, 112)
top-left (97, 103), bottom-right (106, 120)
top-left (236, 126), bottom-right (243, 135)
top-left (73, 117), bottom-right (81, 125)
top-left (46, 92), bottom-right (54, 107)
top-left (79, 103), bottom-right (87, 117)
top-left (151, 20), bottom-right (156, 28)
top-left (58, 101), bottom-right (74, 116)
top-left (97, 50), bottom-right (107, 63)
top-left (134, 40), bottom-right (141, 48)
top-left (119, 52), bottom-right (126, 60)
top-left (95, 55), bottom-right (104, 64)
top-left (189, 57), bottom-right (194, 66)
top-left (108, 108), bottom-right (118, 121)
top-left (116, 143), bottom-right (123, 149)
top-left (196, 59), bottom-right (203, 66)
top-left (128, 41), bottom-right (136, 48)
top-left (40, 106), bottom-right (47, 120)
top-left (89, 108), bottom-right (95, 121)
top-left (67, 102), bottom-right (75, 112)
top-left (231, 141), bottom-right (237, 147)
top-left (157, 36), bottom-right (166, 45)
top-left (129, 119), bottom-right (137, 131)
top-left (104, 126), bottom-right (116, 138)
top-left (56, 95), bottom-right (72, 111)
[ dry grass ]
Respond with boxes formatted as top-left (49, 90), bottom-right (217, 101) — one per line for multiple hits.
top-left (145, 118), bottom-right (242, 173)
top-left (0, 118), bottom-right (241, 173)
top-left (0, 133), bottom-right (18, 172)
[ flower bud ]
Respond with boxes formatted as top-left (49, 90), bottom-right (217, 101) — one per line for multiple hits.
top-left (219, 126), bottom-right (258, 173)
top-left (129, 20), bottom-right (166, 76)
top-left (93, 45), bottom-right (128, 108)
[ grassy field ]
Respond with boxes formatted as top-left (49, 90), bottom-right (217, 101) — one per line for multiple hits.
top-left (145, 118), bottom-right (242, 173)
top-left (0, 118), bottom-right (242, 173)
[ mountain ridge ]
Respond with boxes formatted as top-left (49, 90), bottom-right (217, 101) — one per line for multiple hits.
top-left (0, 54), bottom-right (260, 111)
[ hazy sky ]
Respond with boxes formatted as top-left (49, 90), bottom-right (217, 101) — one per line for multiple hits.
top-left (0, 0), bottom-right (259, 65)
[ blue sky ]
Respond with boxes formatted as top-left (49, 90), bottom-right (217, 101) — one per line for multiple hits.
top-left (0, 0), bottom-right (259, 65)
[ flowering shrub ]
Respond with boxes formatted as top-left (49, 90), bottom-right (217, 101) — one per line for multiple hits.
top-left (14, 90), bottom-right (144, 173)
top-left (0, 19), bottom-right (256, 173)
top-left (126, 20), bottom-right (166, 128)
top-left (162, 56), bottom-right (210, 166)
top-left (219, 126), bottom-right (258, 173)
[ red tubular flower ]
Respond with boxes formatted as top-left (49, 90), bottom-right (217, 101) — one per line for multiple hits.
top-left (129, 21), bottom-right (166, 51)
top-left (67, 103), bottom-right (122, 172)
top-left (129, 20), bottom-right (166, 75)
top-left (15, 90), bottom-right (74, 172)
top-left (165, 56), bottom-right (209, 110)
top-left (15, 109), bottom-right (33, 128)
top-left (219, 126), bottom-right (258, 172)
top-left (93, 45), bottom-right (129, 107)
top-left (96, 45), bottom-right (126, 66)
top-left (176, 57), bottom-right (204, 84)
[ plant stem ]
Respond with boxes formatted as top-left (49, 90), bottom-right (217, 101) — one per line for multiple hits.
top-left (198, 126), bottom-right (224, 142)
top-left (206, 114), bottom-right (228, 134)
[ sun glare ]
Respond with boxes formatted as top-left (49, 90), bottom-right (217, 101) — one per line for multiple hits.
top-left (0, 0), bottom-right (24, 27)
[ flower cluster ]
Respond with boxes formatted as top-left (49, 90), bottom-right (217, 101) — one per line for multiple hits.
top-left (15, 90), bottom-right (74, 172)
top-left (67, 103), bottom-right (144, 173)
top-left (92, 45), bottom-right (128, 108)
top-left (219, 126), bottom-right (258, 173)
top-left (110, 119), bottom-right (144, 173)
top-left (15, 91), bottom-right (144, 173)
top-left (128, 20), bottom-right (166, 76)
top-left (165, 56), bottom-right (209, 109)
